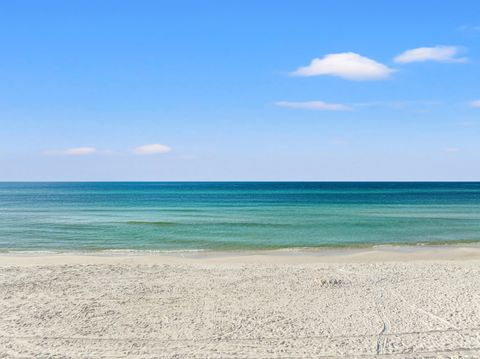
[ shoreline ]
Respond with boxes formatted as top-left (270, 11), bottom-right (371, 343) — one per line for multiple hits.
top-left (2, 244), bottom-right (480, 266)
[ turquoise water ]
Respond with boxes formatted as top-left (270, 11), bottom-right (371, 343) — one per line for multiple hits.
top-left (1, 182), bottom-right (480, 252)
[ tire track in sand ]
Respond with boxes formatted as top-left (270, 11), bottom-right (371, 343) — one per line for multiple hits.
top-left (375, 304), bottom-right (391, 355)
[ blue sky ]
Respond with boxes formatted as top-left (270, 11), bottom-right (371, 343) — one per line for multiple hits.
top-left (1, 0), bottom-right (479, 180)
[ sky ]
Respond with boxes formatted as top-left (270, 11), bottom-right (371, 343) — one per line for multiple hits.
top-left (0, 0), bottom-right (480, 181)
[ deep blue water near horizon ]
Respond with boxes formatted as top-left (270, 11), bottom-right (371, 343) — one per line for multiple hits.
top-left (1, 182), bottom-right (480, 252)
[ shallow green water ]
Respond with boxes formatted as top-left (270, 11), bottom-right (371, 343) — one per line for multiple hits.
top-left (1, 182), bottom-right (480, 252)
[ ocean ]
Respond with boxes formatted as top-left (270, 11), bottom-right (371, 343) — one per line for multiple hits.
top-left (1, 182), bottom-right (480, 252)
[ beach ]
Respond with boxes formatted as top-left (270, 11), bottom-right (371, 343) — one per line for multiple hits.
top-left (3, 0), bottom-right (480, 356)
top-left (1, 246), bottom-right (480, 358)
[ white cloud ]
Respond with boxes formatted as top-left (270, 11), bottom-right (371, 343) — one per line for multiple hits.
top-left (291, 52), bottom-right (394, 80)
top-left (275, 101), bottom-right (351, 111)
top-left (445, 147), bottom-right (460, 153)
top-left (469, 100), bottom-right (480, 108)
top-left (133, 144), bottom-right (172, 155)
top-left (43, 147), bottom-right (97, 156)
top-left (394, 46), bottom-right (467, 63)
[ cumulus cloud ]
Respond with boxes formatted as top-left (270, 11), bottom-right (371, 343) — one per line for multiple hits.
top-left (275, 101), bottom-right (351, 111)
top-left (394, 46), bottom-right (467, 63)
top-left (291, 52), bottom-right (394, 80)
top-left (43, 147), bottom-right (97, 156)
top-left (469, 100), bottom-right (480, 108)
top-left (133, 144), bottom-right (172, 155)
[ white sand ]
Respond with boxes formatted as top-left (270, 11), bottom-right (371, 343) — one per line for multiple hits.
top-left (1, 246), bottom-right (480, 358)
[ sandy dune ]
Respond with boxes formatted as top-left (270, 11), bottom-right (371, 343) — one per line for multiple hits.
top-left (1, 247), bottom-right (480, 358)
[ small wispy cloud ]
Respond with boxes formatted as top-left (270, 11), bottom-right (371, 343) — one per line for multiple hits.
top-left (275, 101), bottom-right (351, 111)
top-left (291, 52), bottom-right (394, 81)
top-left (329, 138), bottom-right (350, 145)
top-left (469, 100), bottom-right (480, 108)
top-left (394, 46), bottom-right (467, 63)
top-left (445, 147), bottom-right (461, 153)
top-left (457, 25), bottom-right (480, 33)
top-left (132, 144), bottom-right (172, 155)
top-left (43, 147), bottom-right (97, 156)
top-left (456, 120), bottom-right (477, 127)
top-left (352, 100), bottom-right (441, 110)
top-left (276, 100), bottom-right (442, 112)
